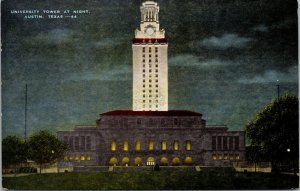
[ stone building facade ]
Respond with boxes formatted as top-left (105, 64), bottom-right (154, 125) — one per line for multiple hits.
top-left (57, 1), bottom-right (245, 170)
top-left (57, 110), bottom-right (245, 169)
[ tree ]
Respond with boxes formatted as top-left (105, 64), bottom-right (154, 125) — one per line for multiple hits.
top-left (245, 94), bottom-right (298, 174)
top-left (28, 131), bottom-right (67, 173)
top-left (245, 146), bottom-right (263, 172)
top-left (2, 136), bottom-right (27, 174)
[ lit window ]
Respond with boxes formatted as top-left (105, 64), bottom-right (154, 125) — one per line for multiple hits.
top-left (149, 141), bottom-right (154, 151)
top-left (186, 141), bottom-right (191, 151)
top-left (81, 155), bottom-right (85, 161)
top-left (109, 157), bottom-right (117, 166)
top-left (161, 141), bottom-right (167, 151)
top-left (212, 154), bottom-right (217, 160)
top-left (174, 141), bottom-right (179, 151)
top-left (111, 140), bottom-right (116, 151)
top-left (184, 157), bottom-right (193, 165)
top-left (135, 141), bottom-right (141, 151)
top-left (135, 157), bottom-right (142, 166)
top-left (224, 153), bottom-right (228, 160)
top-left (122, 157), bottom-right (130, 166)
top-left (87, 154), bottom-right (91, 160)
top-left (75, 155), bottom-right (79, 161)
top-left (64, 156), bottom-right (68, 161)
top-left (235, 154), bottom-right (240, 160)
top-left (147, 157), bottom-right (155, 166)
top-left (218, 154), bottom-right (223, 160)
top-left (172, 157), bottom-right (180, 165)
top-left (124, 141), bottom-right (129, 151)
top-left (69, 155), bottom-right (73, 160)
top-left (229, 154), bottom-right (234, 160)
top-left (160, 157), bottom-right (168, 166)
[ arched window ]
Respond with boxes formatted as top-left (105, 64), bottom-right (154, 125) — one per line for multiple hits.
top-left (160, 157), bottom-right (168, 166)
top-left (135, 141), bottom-right (141, 151)
top-left (147, 157), bottom-right (155, 166)
top-left (134, 157), bottom-right (142, 166)
top-left (122, 157), bottom-right (130, 166)
top-left (111, 140), bottom-right (116, 151)
top-left (172, 157), bottom-right (180, 166)
top-left (75, 155), bottom-right (79, 161)
top-left (80, 155), bottom-right (85, 161)
top-left (68, 155), bottom-right (73, 161)
top-left (124, 141), bottom-right (129, 151)
top-left (184, 157), bottom-right (193, 165)
top-left (109, 157), bottom-right (118, 166)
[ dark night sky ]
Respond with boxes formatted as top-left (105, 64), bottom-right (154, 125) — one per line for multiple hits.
top-left (1, 0), bottom-right (298, 138)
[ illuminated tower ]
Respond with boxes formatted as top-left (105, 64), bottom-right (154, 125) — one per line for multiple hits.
top-left (132, 1), bottom-right (168, 111)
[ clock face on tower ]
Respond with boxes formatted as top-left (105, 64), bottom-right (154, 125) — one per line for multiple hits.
top-left (146, 27), bottom-right (155, 36)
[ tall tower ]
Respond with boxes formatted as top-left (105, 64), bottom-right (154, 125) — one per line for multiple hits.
top-left (132, 1), bottom-right (168, 111)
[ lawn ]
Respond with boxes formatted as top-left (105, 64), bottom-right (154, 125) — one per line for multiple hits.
top-left (3, 169), bottom-right (299, 190)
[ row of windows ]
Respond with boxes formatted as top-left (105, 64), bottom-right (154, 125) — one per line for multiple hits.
top-left (142, 74), bottom-right (158, 78)
top-left (111, 140), bottom-right (191, 151)
top-left (142, 69), bottom-right (159, 73)
top-left (64, 136), bottom-right (91, 151)
top-left (142, 47), bottom-right (158, 53)
top-left (64, 154), bottom-right (91, 161)
top-left (109, 156), bottom-right (192, 166)
top-left (142, 54), bottom-right (158, 58)
top-left (212, 136), bottom-right (240, 151)
top-left (212, 153), bottom-right (240, 160)
top-left (142, 59), bottom-right (159, 63)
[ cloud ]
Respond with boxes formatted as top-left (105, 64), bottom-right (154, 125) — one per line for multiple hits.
top-left (93, 38), bottom-right (124, 48)
top-left (34, 28), bottom-right (73, 43)
top-left (253, 24), bottom-right (269, 32)
top-left (199, 33), bottom-right (252, 50)
top-left (169, 54), bottom-right (239, 68)
top-left (238, 65), bottom-right (298, 84)
top-left (67, 65), bottom-right (131, 82)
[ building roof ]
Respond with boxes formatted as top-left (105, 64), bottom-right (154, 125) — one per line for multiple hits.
top-left (100, 110), bottom-right (202, 116)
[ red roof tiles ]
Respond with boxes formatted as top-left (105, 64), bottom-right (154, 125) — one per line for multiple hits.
top-left (100, 110), bottom-right (202, 116)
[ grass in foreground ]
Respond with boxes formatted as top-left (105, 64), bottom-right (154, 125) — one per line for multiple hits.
top-left (3, 170), bottom-right (299, 190)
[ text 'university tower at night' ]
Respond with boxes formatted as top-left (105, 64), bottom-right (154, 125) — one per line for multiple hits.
top-left (57, 1), bottom-right (245, 171)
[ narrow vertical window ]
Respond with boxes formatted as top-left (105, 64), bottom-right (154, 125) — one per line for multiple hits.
top-left (149, 141), bottom-right (154, 151)
top-left (234, 136), bottom-right (240, 150)
top-left (75, 136), bottom-right (79, 151)
top-left (135, 141), bottom-right (141, 151)
top-left (186, 140), bottom-right (191, 151)
top-left (86, 136), bottom-right (91, 150)
top-left (217, 136), bottom-right (222, 150)
top-left (212, 136), bottom-right (216, 150)
top-left (229, 136), bottom-right (233, 150)
top-left (124, 141), bottom-right (129, 151)
top-left (111, 140), bottom-right (116, 151)
top-left (223, 136), bottom-right (228, 150)
top-left (173, 140), bottom-right (179, 151)
top-left (161, 140), bottom-right (167, 151)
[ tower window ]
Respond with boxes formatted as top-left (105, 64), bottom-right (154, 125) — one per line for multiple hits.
top-left (149, 95), bottom-right (152, 97)
top-left (149, 90), bottom-right (152, 93)
top-left (156, 79), bottom-right (158, 82)
top-left (143, 47), bottom-right (145, 52)
top-left (142, 59), bottom-right (145, 62)
top-left (149, 47), bottom-right (151, 52)
top-left (143, 69), bottom-right (145, 72)
top-left (143, 64), bottom-right (145, 68)
top-left (156, 69), bottom-right (158, 72)
top-left (149, 59), bottom-right (151, 62)
top-left (143, 84), bottom-right (145, 87)
top-left (156, 90), bottom-right (158, 93)
top-left (143, 100), bottom-right (145, 103)
top-left (149, 54), bottom-right (151, 57)
top-left (155, 59), bottom-right (158, 62)
top-left (149, 64), bottom-right (152, 68)
top-left (155, 54), bottom-right (158, 57)
top-left (156, 74), bottom-right (158, 77)
top-left (156, 104), bottom-right (158, 108)
top-left (156, 85), bottom-right (158, 87)
top-left (143, 54), bottom-right (145, 57)
top-left (143, 74), bottom-right (145, 78)
top-left (155, 47), bottom-right (158, 52)
top-left (143, 79), bottom-right (145, 82)
top-left (143, 94), bottom-right (145, 98)
top-left (149, 85), bottom-right (152, 87)
top-left (149, 100), bottom-right (152, 103)
top-left (149, 80), bottom-right (152, 82)
top-left (149, 69), bottom-right (152, 72)
top-left (143, 90), bottom-right (145, 93)
top-left (156, 94), bottom-right (158, 97)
